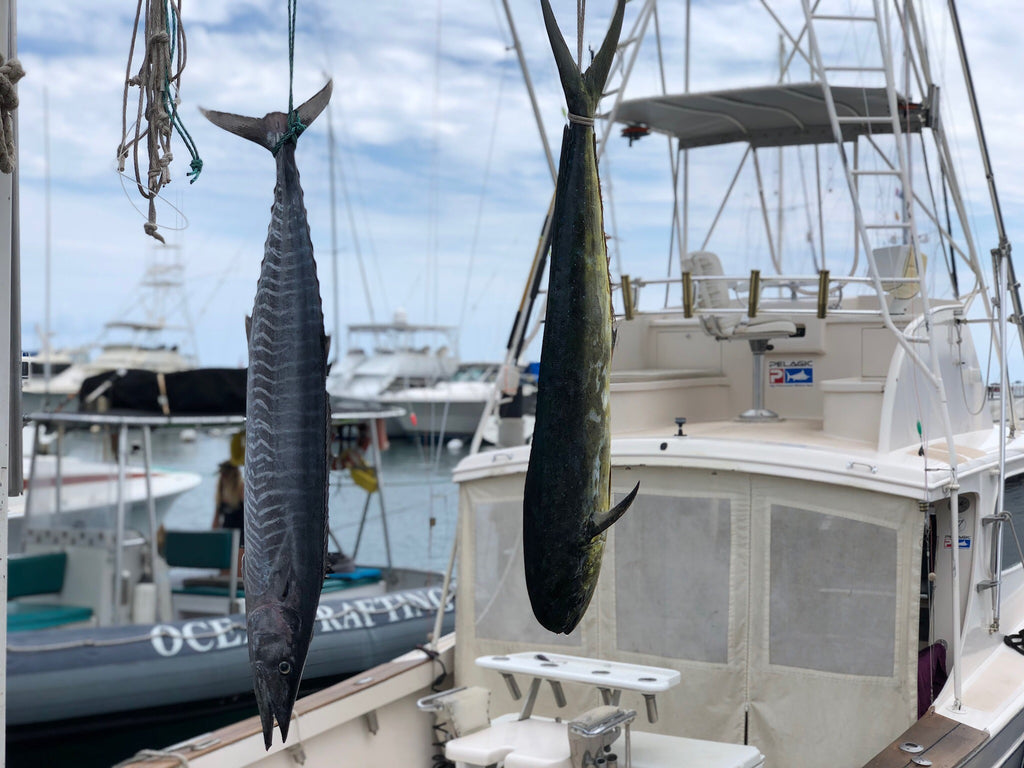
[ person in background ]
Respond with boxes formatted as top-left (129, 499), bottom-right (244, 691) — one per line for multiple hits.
top-left (213, 459), bottom-right (244, 533)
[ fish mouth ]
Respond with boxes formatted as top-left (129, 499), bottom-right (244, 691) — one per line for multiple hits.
top-left (253, 665), bottom-right (296, 749)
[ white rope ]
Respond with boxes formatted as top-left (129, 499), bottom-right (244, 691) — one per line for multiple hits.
top-left (7, 621), bottom-right (246, 653)
top-left (0, 55), bottom-right (25, 174)
top-left (7, 591), bottom-right (455, 654)
top-left (567, 112), bottom-right (595, 127)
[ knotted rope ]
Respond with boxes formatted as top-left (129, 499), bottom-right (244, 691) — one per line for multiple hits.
top-left (117, 0), bottom-right (201, 243)
top-left (0, 55), bottom-right (25, 174)
top-left (271, 0), bottom-right (306, 155)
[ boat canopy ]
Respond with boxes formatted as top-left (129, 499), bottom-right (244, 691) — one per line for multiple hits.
top-left (612, 82), bottom-right (926, 150)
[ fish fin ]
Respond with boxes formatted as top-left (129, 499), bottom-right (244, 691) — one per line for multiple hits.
top-left (244, 315), bottom-right (252, 344)
top-left (200, 106), bottom-right (280, 151)
top-left (295, 80), bottom-right (333, 130)
top-left (540, 0), bottom-right (584, 111)
top-left (540, 0), bottom-right (625, 114)
top-left (200, 81), bottom-right (333, 152)
top-left (583, 0), bottom-right (625, 103)
top-left (589, 481), bottom-right (639, 538)
top-left (323, 333), bottom-right (331, 364)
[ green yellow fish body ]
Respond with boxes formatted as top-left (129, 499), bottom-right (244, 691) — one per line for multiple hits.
top-left (523, 0), bottom-right (638, 635)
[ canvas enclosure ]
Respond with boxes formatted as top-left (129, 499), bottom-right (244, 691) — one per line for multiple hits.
top-left (456, 464), bottom-right (923, 768)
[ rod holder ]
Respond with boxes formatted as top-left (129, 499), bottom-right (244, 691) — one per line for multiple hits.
top-left (501, 672), bottom-right (522, 700)
top-left (748, 270), bottom-right (761, 317)
top-left (549, 680), bottom-right (567, 708)
top-left (817, 269), bottom-right (830, 318)
top-left (682, 272), bottom-right (693, 318)
top-left (621, 274), bottom-right (635, 320)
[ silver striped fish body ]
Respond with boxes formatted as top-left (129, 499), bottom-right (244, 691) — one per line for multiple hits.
top-left (202, 82), bottom-right (332, 749)
top-left (244, 136), bottom-right (329, 743)
top-left (524, 0), bottom-right (637, 636)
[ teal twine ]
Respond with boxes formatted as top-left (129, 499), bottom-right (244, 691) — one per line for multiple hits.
top-left (272, 0), bottom-right (305, 156)
top-left (161, 0), bottom-right (203, 182)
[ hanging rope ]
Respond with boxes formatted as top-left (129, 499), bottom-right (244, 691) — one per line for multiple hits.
top-left (0, 54), bottom-right (25, 174)
top-left (271, 0), bottom-right (306, 155)
top-left (117, 0), bottom-right (202, 243)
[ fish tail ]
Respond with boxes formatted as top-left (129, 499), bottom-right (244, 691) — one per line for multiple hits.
top-left (540, 0), bottom-right (625, 116)
top-left (200, 81), bottom-right (333, 152)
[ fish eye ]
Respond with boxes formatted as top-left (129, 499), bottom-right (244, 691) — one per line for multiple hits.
top-left (279, 661), bottom-right (291, 675)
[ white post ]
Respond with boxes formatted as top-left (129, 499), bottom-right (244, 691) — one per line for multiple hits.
top-left (0, 0), bottom-right (16, 757)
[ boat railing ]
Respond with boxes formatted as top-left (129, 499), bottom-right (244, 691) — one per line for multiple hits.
top-left (607, 272), bottom-right (969, 323)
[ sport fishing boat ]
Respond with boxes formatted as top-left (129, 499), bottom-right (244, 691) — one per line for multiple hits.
top-left (119, 1), bottom-right (1022, 766)
top-left (373, 361), bottom-right (537, 444)
top-left (21, 249), bottom-right (200, 413)
top-left (326, 311), bottom-right (461, 405)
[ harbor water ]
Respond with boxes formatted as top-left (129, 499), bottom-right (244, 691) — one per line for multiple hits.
top-left (56, 423), bottom-right (464, 575)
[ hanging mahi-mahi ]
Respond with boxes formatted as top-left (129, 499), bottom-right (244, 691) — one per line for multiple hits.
top-left (523, 0), bottom-right (639, 635)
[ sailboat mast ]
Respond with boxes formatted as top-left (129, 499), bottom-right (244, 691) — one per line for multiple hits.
top-left (42, 87), bottom-right (51, 400)
top-left (325, 98), bottom-right (340, 363)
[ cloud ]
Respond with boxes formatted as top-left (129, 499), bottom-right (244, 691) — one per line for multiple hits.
top-left (14, 0), bottom-right (1021, 376)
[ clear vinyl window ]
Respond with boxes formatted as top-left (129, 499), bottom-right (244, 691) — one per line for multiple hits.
top-left (614, 494), bottom-right (731, 662)
top-left (769, 504), bottom-right (897, 676)
top-left (473, 499), bottom-right (581, 646)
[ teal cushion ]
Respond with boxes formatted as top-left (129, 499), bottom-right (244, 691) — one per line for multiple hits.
top-left (8, 552), bottom-right (67, 599)
top-left (175, 569), bottom-right (383, 600)
top-left (325, 567), bottom-right (382, 583)
top-left (164, 530), bottom-right (237, 569)
top-left (8, 602), bottom-right (93, 632)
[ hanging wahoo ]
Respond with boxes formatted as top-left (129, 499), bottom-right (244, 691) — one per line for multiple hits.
top-left (523, 0), bottom-right (638, 635)
top-left (201, 80), bottom-right (332, 750)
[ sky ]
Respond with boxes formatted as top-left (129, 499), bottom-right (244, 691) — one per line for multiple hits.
top-left (13, 0), bottom-right (1024, 375)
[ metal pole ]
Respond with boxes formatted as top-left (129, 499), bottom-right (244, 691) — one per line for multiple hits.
top-left (113, 424), bottom-right (128, 625)
top-left (499, 0), bottom-right (556, 184)
top-left (429, 505), bottom-right (458, 650)
top-left (993, 253), bottom-right (1008, 628)
top-left (54, 424), bottom-right (63, 520)
top-left (0, 4), bottom-right (16, 755)
top-left (325, 96), bottom-right (341, 364)
top-left (368, 416), bottom-right (393, 574)
top-left (23, 421), bottom-right (38, 527)
top-left (142, 426), bottom-right (159, 583)
top-left (945, 0), bottom-right (1009, 250)
top-left (352, 492), bottom-right (373, 560)
top-left (42, 87), bottom-right (51, 404)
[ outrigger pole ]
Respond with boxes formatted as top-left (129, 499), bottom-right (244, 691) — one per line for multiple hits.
top-left (946, 0), bottom-right (1020, 641)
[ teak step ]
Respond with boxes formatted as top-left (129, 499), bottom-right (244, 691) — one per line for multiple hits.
top-left (862, 710), bottom-right (987, 768)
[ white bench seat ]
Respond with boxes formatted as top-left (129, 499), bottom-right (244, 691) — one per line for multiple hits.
top-left (444, 717), bottom-right (765, 768)
top-left (444, 717), bottom-right (570, 768)
top-left (630, 730), bottom-right (765, 768)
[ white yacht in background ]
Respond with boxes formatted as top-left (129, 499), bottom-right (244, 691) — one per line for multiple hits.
top-left (373, 361), bottom-right (535, 442)
top-left (327, 310), bottom-right (460, 408)
top-left (20, 347), bottom-right (75, 383)
top-left (121, 1), bottom-right (1024, 767)
top-left (22, 248), bottom-right (199, 411)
